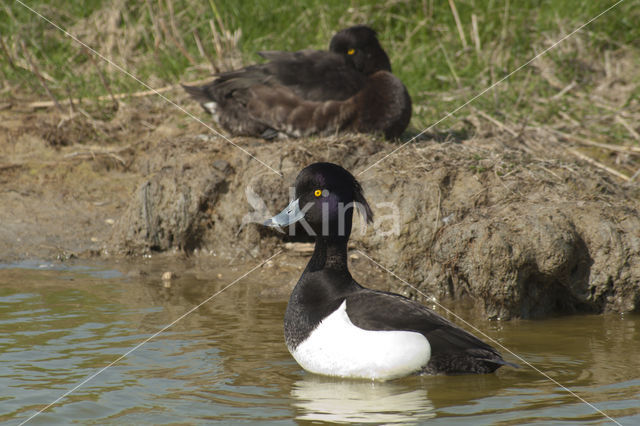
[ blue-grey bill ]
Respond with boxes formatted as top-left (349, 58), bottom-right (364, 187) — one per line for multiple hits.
top-left (263, 198), bottom-right (306, 227)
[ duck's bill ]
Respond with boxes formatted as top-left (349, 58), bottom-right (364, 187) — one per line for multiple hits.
top-left (264, 198), bottom-right (306, 227)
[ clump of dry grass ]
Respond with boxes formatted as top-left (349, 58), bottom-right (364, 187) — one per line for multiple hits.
top-left (458, 33), bottom-right (640, 183)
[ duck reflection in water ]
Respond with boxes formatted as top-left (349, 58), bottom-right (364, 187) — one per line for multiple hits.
top-left (291, 375), bottom-right (435, 424)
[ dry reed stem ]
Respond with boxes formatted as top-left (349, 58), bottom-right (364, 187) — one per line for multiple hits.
top-left (439, 42), bottom-right (461, 87)
top-left (550, 128), bottom-right (640, 154)
top-left (144, 0), bottom-right (163, 48)
top-left (500, 0), bottom-right (510, 44)
top-left (556, 111), bottom-right (580, 127)
top-left (208, 19), bottom-right (223, 73)
top-left (550, 81), bottom-right (577, 100)
top-left (474, 108), bottom-right (518, 137)
top-left (156, 3), bottom-right (196, 67)
top-left (207, 16), bottom-right (241, 72)
top-left (0, 36), bottom-right (16, 70)
top-left (471, 14), bottom-right (481, 59)
top-left (193, 29), bottom-right (216, 72)
top-left (63, 83), bottom-right (76, 114)
top-left (166, 0), bottom-right (197, 67)
top-left (19, 39), bottom-right (63, 112)
top-left (63, 149), bottom-right (127, 166)
top-left (615, 115), bottom-right (640, 141)
top-left (448, 0), bottom-right (467, 49)
top-left (25, 77), bottom-right (214, 109)
top-left (83, 47), bottom-right (118, 109)
top-left (566, 147), bottom-right (630, 181)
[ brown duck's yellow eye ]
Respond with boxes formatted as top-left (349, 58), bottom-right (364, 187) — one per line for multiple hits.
top-left (314, 189), bottom-right (322, 197)
top-left (347, 48), bottom-right (355, 55)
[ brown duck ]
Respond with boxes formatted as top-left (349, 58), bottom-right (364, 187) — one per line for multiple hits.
top-left (183, 26), bottom-right (411, 139)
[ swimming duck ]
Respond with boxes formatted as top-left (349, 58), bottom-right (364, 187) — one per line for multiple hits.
top-left (264, 162), bottom-right (517, 380)
top-left (183, 26), bottom-right (411, 139)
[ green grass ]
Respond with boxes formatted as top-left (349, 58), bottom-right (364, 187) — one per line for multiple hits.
top-left (1, 0), bottom-right (639, 137)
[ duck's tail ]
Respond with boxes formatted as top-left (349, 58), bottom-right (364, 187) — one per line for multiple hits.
top-left (182, 83), bottom-right (213, 103)
top-left (483, 357), bottom-right (521, 369)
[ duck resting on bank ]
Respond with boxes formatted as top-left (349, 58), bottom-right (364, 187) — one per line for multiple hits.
top-left (264, 162), bottom-right (518, 380)
top-left (183, 26), bottom-right (411, 140)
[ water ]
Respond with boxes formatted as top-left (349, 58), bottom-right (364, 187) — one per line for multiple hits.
top-left (1, 260), bottom-right (639, 425)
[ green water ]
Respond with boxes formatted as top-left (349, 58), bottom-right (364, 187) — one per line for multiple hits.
top-left (1, 260), bottom-right (639, 425)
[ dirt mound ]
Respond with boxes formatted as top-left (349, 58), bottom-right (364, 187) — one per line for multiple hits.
top-left (1, 93), bottom-right (638, 320)
top-left (361, 143), bottom-right (640, 319)
top-left (107, 127), bottom-right (640, 319)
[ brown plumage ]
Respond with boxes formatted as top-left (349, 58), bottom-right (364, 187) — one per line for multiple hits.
top-left (183, 26), bottom-right (411, 139)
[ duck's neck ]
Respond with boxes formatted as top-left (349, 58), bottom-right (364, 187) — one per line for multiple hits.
top-left (306, 236), bottom-right (349, 273)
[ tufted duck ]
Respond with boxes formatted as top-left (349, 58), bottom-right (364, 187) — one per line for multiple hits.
top-left (264, 162), bottom-right (517, 380)
top-left (184, 26), bottom-right (411, 139)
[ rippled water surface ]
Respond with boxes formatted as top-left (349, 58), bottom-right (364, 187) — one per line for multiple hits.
top-left (1, 260), bottom-right (639, 425)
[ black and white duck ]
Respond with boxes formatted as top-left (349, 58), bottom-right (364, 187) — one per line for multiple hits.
top-left (264, 162), bottom-right (517, 380)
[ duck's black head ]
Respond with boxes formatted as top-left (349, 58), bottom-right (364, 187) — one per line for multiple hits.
top-left (329, 26), bottom-right (392, 75)
top-left (265, 162), bottom-right (373, 239)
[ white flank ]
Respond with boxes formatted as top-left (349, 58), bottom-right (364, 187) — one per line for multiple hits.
top-left (203, 101), bottom-right (218, 115)
top-left (203, 102), bottom-right (222, 126)
top-left (291, 301), bottom-right (431, 380)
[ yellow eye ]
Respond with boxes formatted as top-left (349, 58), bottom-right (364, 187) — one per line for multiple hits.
top-left (314, 189), bottom-right (322, 197)
top-left (347, 48), bottom-right (355, 55)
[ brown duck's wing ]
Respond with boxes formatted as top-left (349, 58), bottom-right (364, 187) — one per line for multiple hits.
top-left (182, 72), bottom-right (272, 137)
top-left (245, 71), bottom-right (411, 139)
top-left (181, 67), bottom-right (348, 139)
top-left (256, 50), bottom-right (367, 101)
top-left (182, 66), bottom-right (269, 106)
top-left (245, 84), bottom-right (358, 138)
top-left (183, 50), bottom-right (364, 105)
top-left (183, 62), bottom-right (410, 139)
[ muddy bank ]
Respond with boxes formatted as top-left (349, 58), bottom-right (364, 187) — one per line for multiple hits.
top-left (109, 125), bottom-right (639, 319)
top-left (1, 102), bottom-right (639, 319)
